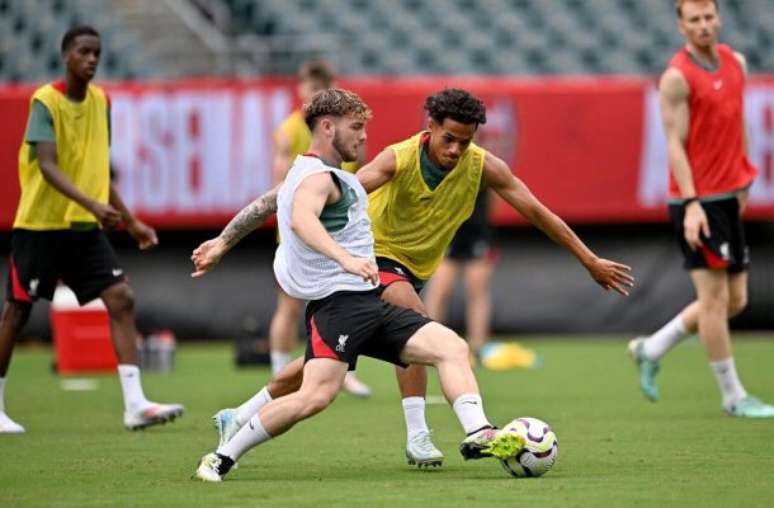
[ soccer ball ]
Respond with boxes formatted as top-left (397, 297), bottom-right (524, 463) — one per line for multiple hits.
top-left (499, 417), bottom-right (558, 478)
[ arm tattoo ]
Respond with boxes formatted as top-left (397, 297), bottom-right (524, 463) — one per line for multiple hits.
top-left (219, 187), bottom-right (279, 248)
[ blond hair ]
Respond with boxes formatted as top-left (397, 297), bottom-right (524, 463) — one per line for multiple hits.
top-left (303, 88), bottom-right (372, 130)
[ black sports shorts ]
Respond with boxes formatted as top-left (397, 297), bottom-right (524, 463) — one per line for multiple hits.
top-left (376, 257), bottom-right (426, 293)
top-left (446, 223), bottom-right (495, 261)
top-left (668, 196), bottom-right (749, 273)
top-left (6, 228), bottom-right (126, 305)
top-left (304, 288), bottom-right (432, 370)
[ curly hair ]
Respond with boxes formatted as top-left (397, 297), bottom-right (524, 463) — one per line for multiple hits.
top-left (303, 88), bottom-right (372, 130)
top-left (424, 88), bottom-right (487, 126)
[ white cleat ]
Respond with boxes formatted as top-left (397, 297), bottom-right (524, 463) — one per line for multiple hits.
top-left (192, 452), bottom-right (234, 482)
top-left (0, 412), bottom-right (25, 433)
top-left (124, 402), bottom-right (185, 430)
top-left (406, 430), bottom-right (444, 468)
top-left (342, 372), bottom-right (372, 398)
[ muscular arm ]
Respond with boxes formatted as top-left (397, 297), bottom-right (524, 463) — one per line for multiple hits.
top-left (219, 185), bottom-right (280, 250)
top-left (190, 185), bottom-right (280, 276)
top-left (660, 67), bottom-right (709, 248)
top-left (291, 173), bottom-right (378, 283)
top-left (355, 148), bottom-right (397, 193)
top-left (482, 152), bottom-right (634, 294)
top-left (659, 68), bottom-right (695, 198)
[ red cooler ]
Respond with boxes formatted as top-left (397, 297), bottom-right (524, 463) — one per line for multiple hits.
top-left (50, 285), bottom-right (117, 374)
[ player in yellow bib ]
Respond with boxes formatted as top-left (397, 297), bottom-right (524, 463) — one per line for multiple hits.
top-left (269, 59), bottom-right (370, 397)
top-left (0, 26), bottom-right (183, 433)
top-left (193, 88), bottom-right (634, 467)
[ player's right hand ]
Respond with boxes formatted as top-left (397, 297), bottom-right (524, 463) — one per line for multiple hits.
top-left (341, 256), bottom-right (379, 285)
top-left (191, 237), bottom-right (227, 278)
top-left (683, 201), bottom-right (710, 251)
top-left (91, 202), bottom-right (122, 229)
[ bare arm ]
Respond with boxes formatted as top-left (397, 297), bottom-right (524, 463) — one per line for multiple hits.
top-left (190, 185), bottom-right (280, 277)
top-left (37, 142), bottom-right (122, 227)
top-left (109, 182), bottom-right (158, 250)
top-left (660, 67), bottom-right (709, 249)
top-left (291, 173), bottom-right (378, 284)
top-left (482, 152), bottom-right (634, 295)
top-left (355, 148), bottom-right (397, 193)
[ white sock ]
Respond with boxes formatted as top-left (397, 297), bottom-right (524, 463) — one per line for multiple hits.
top-left (402, 397), bottom-right (430, 441)
top-left (117, 364), bottom-right (150, 413)
top-left (235, 386), bottom-right (273, 426)
top-left (0, 377), bottom-right (6, 413)
top-left (711, 357), bottom-right (748, 408)
top-left (218, 413), bottom-right (272, 461)
top-left (643, 315), bottom-right (687, 360)
top-left (452, 394), bottom-right (491, 435)
top-left (270, 351), bottom-right (293, 375)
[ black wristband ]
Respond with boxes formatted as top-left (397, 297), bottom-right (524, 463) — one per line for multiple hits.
top-left (683, 197), bottom-right (699, 206)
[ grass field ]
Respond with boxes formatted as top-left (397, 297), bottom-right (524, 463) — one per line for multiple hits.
top-left (1, 335), bottom-right (774, 507)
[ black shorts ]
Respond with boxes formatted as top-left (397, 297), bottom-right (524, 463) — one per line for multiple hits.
top-left (376, 257), bottom-right (426, 293)
top-left (447, 224), bottom-right (495, 261)
top-left (6, 228), bottom-right (126, 305)
top-left (304, 289), bottom-right (432, 370)
top-left (668, 196), bottom-right (749, 273)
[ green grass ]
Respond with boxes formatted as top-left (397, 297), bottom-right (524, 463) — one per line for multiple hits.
top-left (2, 336), bottom-right (774, 507)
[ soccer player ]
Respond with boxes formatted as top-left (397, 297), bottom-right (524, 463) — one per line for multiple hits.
top-left (0, 26), bottom-right (183, 433)
top-left (270, 59), bottom-right (371, 397)
top-left (193, 88), bottom-right (634, 466)
top-left (193, 88), bottom-right (524, 481)
top-left (628, 0), bottom-right (774, 417)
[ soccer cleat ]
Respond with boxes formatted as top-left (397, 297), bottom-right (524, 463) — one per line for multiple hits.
top-left (405, 430), bottom-right (444, 468)
top-left (0, 412), bottom-right (25, 433)
top-left (124, 402), bottom-right (185, 430)
top-left (459, 426), bottom-right (525, 461)
top-left (627, 337), bottom-right (660, 402)
top-left (213, 408), bottom-right (241, 447)
top-left (192, 452), bottom-right (235, 482)
top-left (726, 396), bottom-right (774, 418)
top-left (341, 372), bottom-right (372, 398)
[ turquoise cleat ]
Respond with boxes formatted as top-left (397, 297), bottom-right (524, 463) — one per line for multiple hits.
top-left (627, 337), bottom-right (660, 402)
top-left (726, 396), bottom-right (774, 418)
top-left (212, 408), bottom-right (241, 447)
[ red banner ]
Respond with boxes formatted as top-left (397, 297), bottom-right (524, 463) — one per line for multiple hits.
top-left (2, 76), bottom-right (774, 229)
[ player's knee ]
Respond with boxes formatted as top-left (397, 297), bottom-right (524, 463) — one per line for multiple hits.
top-left (300, 392), bottom-right (335, 417)
top-left (439, 330), bottom-right (470, 365)
top-left (728, 291), bottom-right (748, 318)
top-left (102, 283), bottom-right (136, 316)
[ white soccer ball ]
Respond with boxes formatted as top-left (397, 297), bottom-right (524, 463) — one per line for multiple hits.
top-left (499, 417), bottom-right (558, 478)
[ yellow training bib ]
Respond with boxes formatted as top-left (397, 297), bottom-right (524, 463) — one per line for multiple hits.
top-left (14, 82), bottom-right (110, 230)
top-left (369, 132), bottom-right (486, 280)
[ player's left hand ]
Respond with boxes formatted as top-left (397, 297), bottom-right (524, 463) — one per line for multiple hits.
top-left (127, 219), bottom-right (159, 250)
top-left (586, 257), bottom-right (634, 296)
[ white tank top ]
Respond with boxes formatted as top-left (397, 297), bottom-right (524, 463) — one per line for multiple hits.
top-left (273, 155), bottom-right (377, 301)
